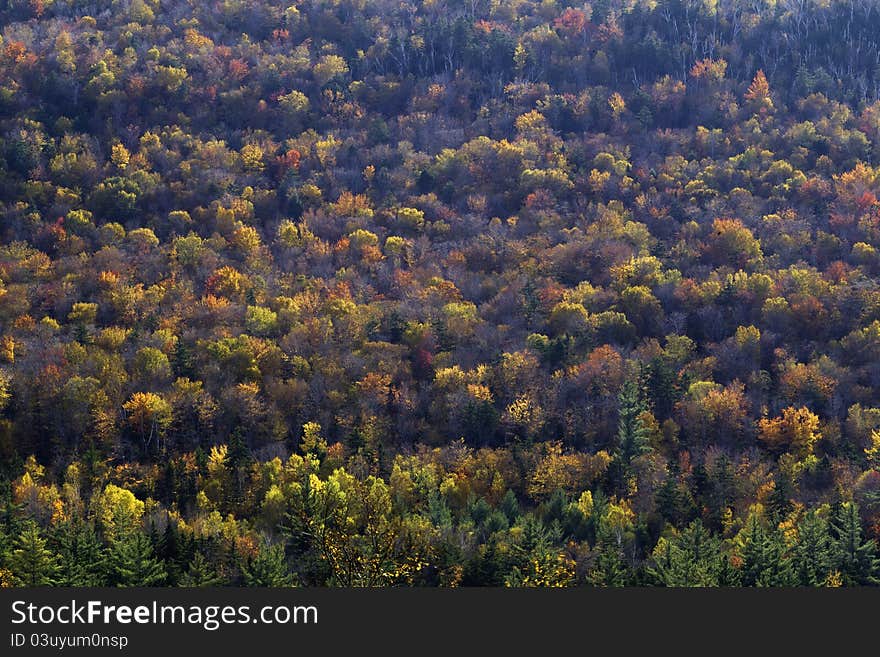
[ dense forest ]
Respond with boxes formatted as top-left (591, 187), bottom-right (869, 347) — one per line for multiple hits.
top-left (2, 0), bottom-right (880, 587)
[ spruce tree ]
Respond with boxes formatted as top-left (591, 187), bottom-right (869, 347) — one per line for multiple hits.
top-left (589, 522), bottom-right (630, 587)
top-left (282, 474), bottom-right (327, 585)
top-left (738, 516), bottom-right (795, 586)
top-left (108, 533), bottom-right (167, 586)
top-left (158, 520), bottom-right (183, 585)
top-left (767, 471), bottom-right (794, 524)
top-left (612, 379), bottom-right (651, 494)
top-left (242, 543), bottom-right (294, 586)
top-left (499, 489), bottom-right (520, 524)
top-left (179, 552), bottom-right (223, 587)
top-left (649, 520), bottom-right (722, 587)
top-left (225, 428), bottom-right (252, 509)
top-left (52, 520), bottom-right (105, 586)
top-left (793, 511), bottom-right (833, 586)
top-left (9, 522), bottom-right (58, 586)
top-left (707, 453), bottom-right (734, 531)
top-left (172, 339), bottom-right (195, 378)
top-left (656, 462), bottom-right (685, 527)
top-left (644, 355), bottom-right (679, 420)
top-left (831, 502), bottom-right (880, 585)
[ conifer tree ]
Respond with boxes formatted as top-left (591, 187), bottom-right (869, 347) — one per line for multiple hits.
top-left (792, 511), bottom-right (833, 587)
top-left (500, 489), bottom-right (520, 524)
top-left (589, 522), bottom-right (630, 587)
top-left (831, 502), bottom-right (880, 585)
top-left (225, 428), bottom-right (252, 509)
top-left (612, 379), bottom-right (651, 494)
top-left (242, 543), bottom-right (294, 587)
top-left (9, 522), bottom-right (58, 586)
top-left (179, 552), bottom-right (223, 587)
top-left (738, 516), bottom-right (795, 586)
top-left (158, 520), bottom-right (184, 585)
top-left (108, 533), bottom-right (167, 587)
top-left (649, 520), bottom-right (722, 587)
top-left (707, 454), bottom-right (735, 531)
top-left (52, 520), bottom-right (105, 586)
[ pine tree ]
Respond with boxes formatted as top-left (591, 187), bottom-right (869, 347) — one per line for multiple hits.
top-left (589, 521), bottom-right (630, 587)
top-left (831, 502), bottom-right (880, 586)
top-left (645, 355), bottom-right (679, 420)
top-left (158, 520), bottom-right (184, 585)
top-left (242, 543), bottom-right (294, 586)
top-left (108, 533), bottom-right (167, 586)
top-left (500, 489), bottom-right (520, 523)
top-left (656, 460), bottom-right (696, 528)
top-left (649, 520), bottom-right (723, 587)
top-left (282, 473), bottom-right (329, 586)
top-left (172, 339), bottom-right (195, 378)
top-left (225, 428), bottom-right (252, 509)
top-left (707, 453), bottom-right (734, 531)
top-left (9, 522), bottom-right (58, 586)
top-left (52, 520), bottom-right (105, 586)
top-left (793, 511), bottom-right (833, 586)
top-left (612, 379), bottom-right (651, 494)
top-left (738, 516), bottom-right (795, 586)
top-left (179, 552), bottom-right (223, 587)
top-left (767, 471), bottom-right (794, 524)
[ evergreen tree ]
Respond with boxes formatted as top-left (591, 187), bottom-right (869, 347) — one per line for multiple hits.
top-left (158, 520), bottom-right (184, 585)
top-left (426, 490), bottom-right (453, 530)
top-left (225, 428), bottom-right (252, 509)
top-left (793, 511), bottom-right (833, 587)
top-left (282, 474), bottom-right (329, 586)
top-left (656, 460), bottom-right (695, 528)
top-left (706, 454), bottom-right (735, 531)
top-left (462, 534), bottom-right (508, 586)
top-left (179, 552), bottom-right (223, 587)
top-left (656, 467), bottom-right (683, 527)
top-left (9, 522), bottom-right (58, 586)
top-left (589, 522), bottom-right (630, 587)
top-left (612, 379), bottom-right (651, 494)
top-left (172, 339), bottom-right (195, 379)
top-left (738, 516), bottom-right (795, 586)
top-left (831, 502), bottom-right (880, 586)
top-left (108, 533), bottom-right (167, 586)
top-left (767, 471), bottom-right (794, 524)
top-left (52, 520), bottom-right (105, 586)
top-left (242, 543), bottom-right (294, 586)
top-left (649, 520), bottom-right (723, 587)
top-left (645, 355), bottom-right (680, 420)
top-left (500, 489), bottom-right (520, 524)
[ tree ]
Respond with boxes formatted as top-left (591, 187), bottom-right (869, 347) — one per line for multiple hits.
top-left (737, 515), bottom-right (795, 587)
top-left (9, 522), bottom-right (58, 586)
top-left (505, 516), bottom-right (574, 587)
top-left (242, 543), bottom-right (294, 586)
top-left (225, 429), bottom-right (253, 508)
top-left (831, 502), bottom-right (879, 586)
top-left (108, 533), bottom-right (167, 587)
top-left (180, 552), bottom-right (223, 587)
top-left (757, 407), bottom-right (821, 458)
top-left (612, 380), bottom-right (651, 493)
top-left (703, 218), bottom-right (763, 269)
top-left (793, 511), bottom-right (834, 586)
top-left (123, 392), bottom-right (172, 454)
top-left (52, 520), bottom-right (105, 586)
top-left (92, 484), bottom-right (144, 542)
top-left (589, 521), bottom-right (630, 587)
top-left (133, 347), bottom-right (172, 386)
top-left (744, 70), bottom-right (773, 112)
top-left (649, 521), bottom-right (723, 587)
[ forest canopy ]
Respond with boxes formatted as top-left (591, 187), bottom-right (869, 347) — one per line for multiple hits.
top-left (2, 0), bottom-right (880, 586)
